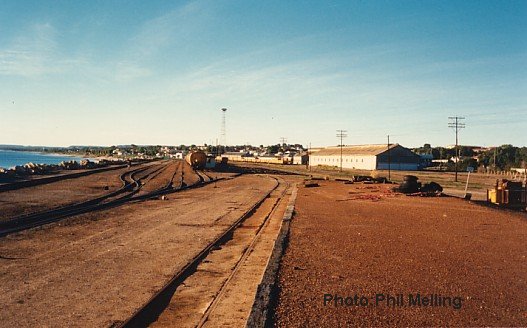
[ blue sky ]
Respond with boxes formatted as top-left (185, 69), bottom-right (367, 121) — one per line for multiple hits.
top-left (1, 0), bottom-right (526, 147)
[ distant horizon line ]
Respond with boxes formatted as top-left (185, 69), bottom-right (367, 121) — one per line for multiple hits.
top-left (1, 143), bottom-right (526, 149)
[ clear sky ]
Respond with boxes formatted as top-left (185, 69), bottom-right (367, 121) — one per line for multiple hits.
top-left (1, 0), bottom-right (526, 148)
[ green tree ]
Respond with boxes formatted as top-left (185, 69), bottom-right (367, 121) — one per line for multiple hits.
top-left (267, 144), bottom-right (280, 154)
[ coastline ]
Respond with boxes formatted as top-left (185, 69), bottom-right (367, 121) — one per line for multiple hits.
top-left (0, 150), bottom-right (94, 170)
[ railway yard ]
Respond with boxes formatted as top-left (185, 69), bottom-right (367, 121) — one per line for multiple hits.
top-left (0, 159), bottom-right (526, 327)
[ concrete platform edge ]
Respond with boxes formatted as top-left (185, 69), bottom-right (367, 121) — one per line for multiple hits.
top-left (246, 183), bottom-right (298, 328)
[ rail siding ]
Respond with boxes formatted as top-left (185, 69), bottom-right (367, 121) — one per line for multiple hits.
top-left (0, 165), bottom-right (128, 192)
top-left (119, 176), bottom-right (279, 328)
top-left (246, 184), bottom-right (298, 328)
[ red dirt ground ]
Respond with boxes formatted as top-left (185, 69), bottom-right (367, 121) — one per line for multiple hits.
top-left (274, 180), bottom-right (527, 327)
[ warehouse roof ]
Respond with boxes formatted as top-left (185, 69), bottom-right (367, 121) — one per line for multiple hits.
top-left (311, 144), bottom-right (401, 156)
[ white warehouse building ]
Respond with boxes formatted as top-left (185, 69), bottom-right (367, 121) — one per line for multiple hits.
top-left (310, 144), bottom-right (421, 171)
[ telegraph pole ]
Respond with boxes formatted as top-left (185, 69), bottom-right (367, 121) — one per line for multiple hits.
top-left (308, 142), bottom-right (311, 171)
top-left (494, 146), bottom-right (497, 172)
top-left (387, 135), bottom-right (391, 181)
top-left (279, 137), bottom-right (287, 153)
top-left (336, 130), bottom-right (347, 172)
top-left (448, 116), bottom-right (466, 182)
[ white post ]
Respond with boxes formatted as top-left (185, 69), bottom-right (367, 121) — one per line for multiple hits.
top-left (464, 171), bottom-right (471, 194)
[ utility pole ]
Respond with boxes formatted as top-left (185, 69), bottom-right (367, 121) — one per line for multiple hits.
top-left (215, 138), bottom-right (218, 158)
top-left (448, 116), bottom-right (466, 182)
top-left (494, 146), bottom-right (497, 172)
top-left (336, 130), bottom-right (347, 172)
top-left (387, 135), bottom-right (391, 181)
top-left (279, 137), bottom-right (287, 154)
top-left (309, 142), bottom-right (312, 171)
top-left (307, 142), bottom-right (312, 171)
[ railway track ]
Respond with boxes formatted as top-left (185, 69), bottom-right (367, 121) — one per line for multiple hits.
top-left (0, 164), bottom-right (131, 193)
top-left (0, 160), bottom-right (209, 237)
top-left (195, 170), bottom-right (214, 183)
top-left (195, 177), bottom-right (291, 328)
top-left (119, 176), bottom-right (290, 328)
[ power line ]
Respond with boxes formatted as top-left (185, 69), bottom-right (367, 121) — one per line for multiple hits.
top-left (336, 130), bottom-right (347, 172)
top-left (463, 108), bottom-right (526, 118)
top-left (448, 116), bottom-right (466, 182)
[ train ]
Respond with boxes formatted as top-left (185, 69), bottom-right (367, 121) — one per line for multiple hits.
top-left (219, 153), bottom-right (293, 165)
top-left (185, 151), bottom-right (207, 169)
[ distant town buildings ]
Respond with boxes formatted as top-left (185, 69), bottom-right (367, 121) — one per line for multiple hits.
top-left (97, 143), bottom-right (524, 173)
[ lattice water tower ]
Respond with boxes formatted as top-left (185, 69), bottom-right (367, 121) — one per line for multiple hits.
top-left (220, 108), bottom-right (227, 150)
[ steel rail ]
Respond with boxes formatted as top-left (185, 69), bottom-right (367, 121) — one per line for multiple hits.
top-left (0, 162), bottom-right (166, 236)
top-left (0, 165), bottom-right (150, 231)
top-left (196, 177), bottom-right (289, 327)
top-left (0, 162), bottom-right (224, 237)
top-left (119, 176), bottom-right (281, 328)
top-left (0, 164), bottom-right (131, 193)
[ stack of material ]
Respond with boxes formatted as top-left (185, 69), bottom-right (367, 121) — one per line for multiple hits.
top-left (394, 175), bottom-right (443, 196)
top-left (397, 175), bottom-right (421, 193)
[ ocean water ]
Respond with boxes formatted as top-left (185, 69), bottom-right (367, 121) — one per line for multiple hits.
top-left (0, 150), bottom-right (87, 169)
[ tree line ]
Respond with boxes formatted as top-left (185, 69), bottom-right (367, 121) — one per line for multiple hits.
top-left (413, 144), bottom-right (527, 171)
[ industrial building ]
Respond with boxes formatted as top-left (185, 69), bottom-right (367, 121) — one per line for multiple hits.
top-left (310, 144), bottom-right (421, 171)
top-left (292, 153), bottom-right (309, 165)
